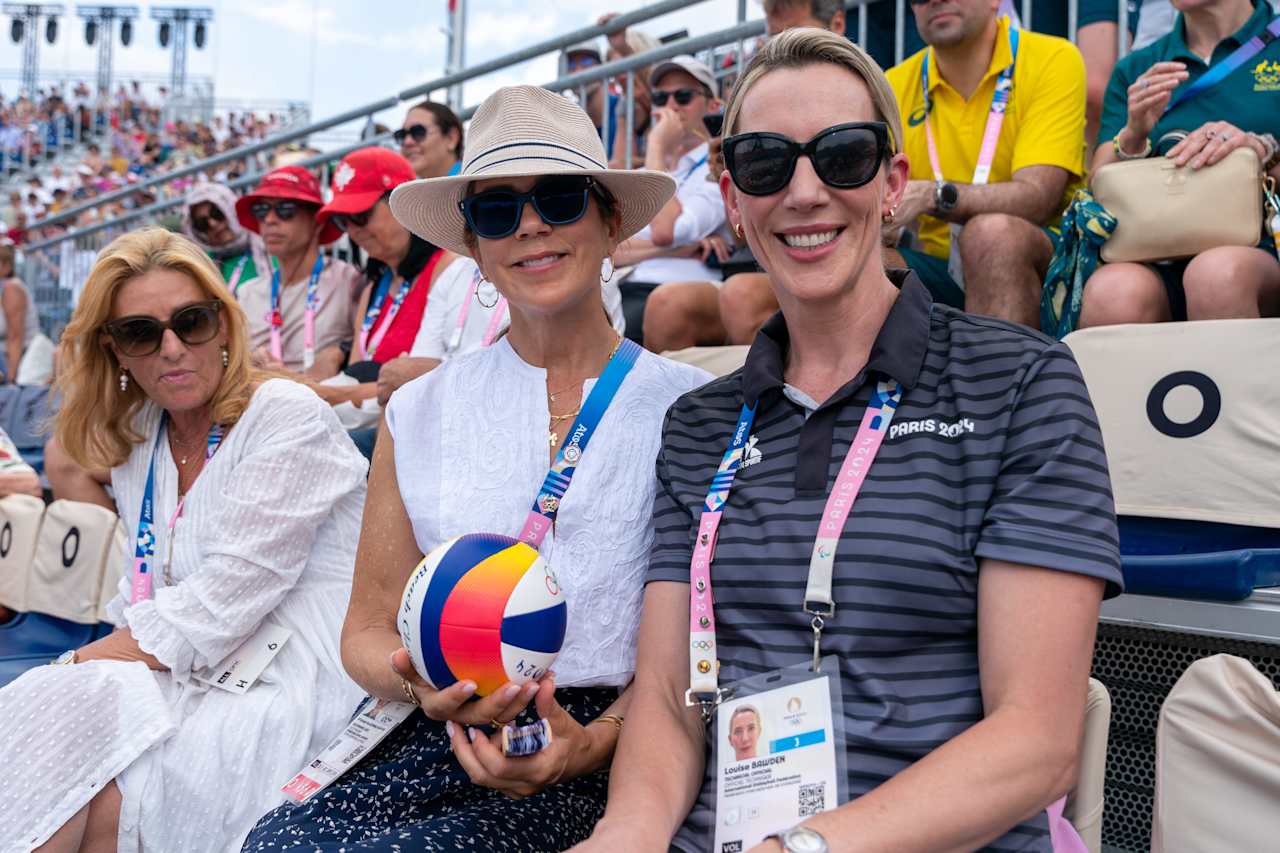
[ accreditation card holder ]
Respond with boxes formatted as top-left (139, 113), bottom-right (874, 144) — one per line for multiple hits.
top-left (711, 656), bottom-right (848, 853)
top-left (191, 623), bottom-right (292, 695)
top-left (280, 696), bottom-right (416, 804)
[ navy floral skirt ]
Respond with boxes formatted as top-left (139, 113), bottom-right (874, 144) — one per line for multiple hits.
top-left (242, 688), bottom-right (616, 852)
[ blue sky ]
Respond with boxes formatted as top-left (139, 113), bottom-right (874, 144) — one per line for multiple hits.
top-left (0, 0), bottom-right (754, 136)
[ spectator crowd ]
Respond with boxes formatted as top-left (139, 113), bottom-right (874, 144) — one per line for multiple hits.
top-left (0, 0), bottom-right (1277, 851)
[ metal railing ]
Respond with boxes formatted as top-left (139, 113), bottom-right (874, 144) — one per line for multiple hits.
top-left (18, 0), bottom-right (1129, 339)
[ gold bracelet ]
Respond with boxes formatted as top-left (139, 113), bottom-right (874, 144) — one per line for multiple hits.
top-left (591, 713), bottom-right (624, 732)
top-left (1113, 132), bottom-right (1152, 160)
top-left (400, 677), bottom-right (420, 707)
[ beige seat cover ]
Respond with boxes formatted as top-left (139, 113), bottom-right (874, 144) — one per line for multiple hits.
top-left (662, 345), bottom-right (750, 379)
top-left (1153, 654), bottom-right (1280, 853)
top-left (1064, 319), bottom-right (1280, 528)
top-left (24, 500), bottom-right (126, 625)
top-left (0, 494), bottom-right (46, 612)
top-left (1065, 678), bottom-right (1111, 853)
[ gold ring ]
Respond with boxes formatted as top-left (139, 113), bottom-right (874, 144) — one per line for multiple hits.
top-left (491, 718), bottom-right (506, 729)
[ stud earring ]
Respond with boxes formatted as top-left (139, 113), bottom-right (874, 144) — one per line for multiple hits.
top-left (601, 256), bottom-right (615, 283)
top-left (119, 369), bottom-right (129, 393)
top-left (221, 346), bottom-right (229, 368)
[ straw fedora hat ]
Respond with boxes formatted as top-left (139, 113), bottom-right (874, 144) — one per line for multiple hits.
top-left (389, 85), bottom-right (676, 258)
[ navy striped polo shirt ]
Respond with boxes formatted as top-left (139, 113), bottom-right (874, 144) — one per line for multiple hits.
top-left (648, 272), bottom-right (1123, 852)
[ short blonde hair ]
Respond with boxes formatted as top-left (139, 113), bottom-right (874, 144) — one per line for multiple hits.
top-left (55, 227), bottom-right (266, 470)
top-left (723, 27), bottom-right (902, 153)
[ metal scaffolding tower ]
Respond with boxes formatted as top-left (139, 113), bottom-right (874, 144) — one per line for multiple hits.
top-left (76, 5), bottom-right (138, 97)
top-left (4, 3), bottom-right (65, 96)
top-left (150, 5), bottom-right (211, 97)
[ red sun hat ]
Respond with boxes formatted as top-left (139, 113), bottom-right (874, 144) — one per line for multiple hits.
top-left (316, 147), bottom-right (417, 232)
top-left (234, 165), bottom-right (342, 245)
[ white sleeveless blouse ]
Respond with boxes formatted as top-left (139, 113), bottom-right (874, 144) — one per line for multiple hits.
top-left (385, 338), bottom-right (712, 688)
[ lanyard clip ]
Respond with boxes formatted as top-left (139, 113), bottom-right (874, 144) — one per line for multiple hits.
top-left (684, 687), bottom-right (725, 725)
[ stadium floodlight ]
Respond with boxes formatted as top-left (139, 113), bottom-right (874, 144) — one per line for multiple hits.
top-left (77, 6), bottom-right (140, 94)
top-left (150, 6), bottom-right (212, 96)
top-left (4, 4), bottom-right (67, 94)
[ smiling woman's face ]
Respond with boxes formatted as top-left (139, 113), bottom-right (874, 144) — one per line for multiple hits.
top-left (107, 268), bottom-right (227, 414)
top-left (722, 62), bottom-right (907, 306)
top-left (468, 175), bottom-right (620, 321)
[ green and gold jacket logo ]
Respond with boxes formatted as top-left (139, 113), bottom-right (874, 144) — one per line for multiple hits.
top-left (1252, 59), bottom-right (1280, 92)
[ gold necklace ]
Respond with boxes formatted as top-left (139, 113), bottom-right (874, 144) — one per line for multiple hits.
top-left (169, 431), bottom-right (205, 466)
top-left (546, 333), bottom-right (623, 448)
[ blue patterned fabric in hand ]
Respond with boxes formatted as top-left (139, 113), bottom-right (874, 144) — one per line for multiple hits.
top-left (1041, 189), bottom-right (1117, 339)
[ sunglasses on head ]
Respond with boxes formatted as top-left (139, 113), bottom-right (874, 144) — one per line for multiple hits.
top-left (459, 175), bottom-right (597, 241)
top-left (567, 54), bottom-right (600, 72)
top-left (331, 193), bottom-right (390, 233)
top-left (190, 205), bottom-right (225, 233)
top-left (250, 200), bottom-right (304, 222)
top-left (394, 123), bottom-right (436, 146)
top-left (723, 122), bottom-right (890, 197)
top-left (651, 88), bottom-right (705, 107)
top-left (103, 300), bottom-right (223, 359)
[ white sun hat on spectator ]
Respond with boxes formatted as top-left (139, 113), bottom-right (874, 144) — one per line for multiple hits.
top-left (389, 85), bottom-right (675, 258)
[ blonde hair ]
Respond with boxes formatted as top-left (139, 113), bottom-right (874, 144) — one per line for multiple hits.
top-left (55, 227), bottom-right (266, 470)
top-left (723, 27), bottom-right (902, 153)
top-left (0, 243), bottom-right (14, 277)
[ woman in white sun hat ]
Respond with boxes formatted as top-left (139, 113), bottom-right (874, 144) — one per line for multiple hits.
top-left (243, 85), bottom-right (712, 852)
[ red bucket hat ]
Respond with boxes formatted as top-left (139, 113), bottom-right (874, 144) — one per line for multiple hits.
top-left (316, 147), bottom-right (417, 233)
top-left (234, 165), bottom-right (342, 245)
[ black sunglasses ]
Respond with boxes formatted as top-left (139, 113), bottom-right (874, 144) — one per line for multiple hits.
top-left (723, 122), bottom-right (890, 197)
top-left (394, 123), bottom-right (436, 146)
top-left (652, 88), bottom-right (704, 107)
top-left (459, 176), bottom-right (596, 241)
top-left (191, 205), bottom-right (225, 233)
top-left (250, 200), bottom-right (304, 222)
top-left (331, 193), bottom-right (390, 233)
top-left (104, 301), bottom-right (223, 358)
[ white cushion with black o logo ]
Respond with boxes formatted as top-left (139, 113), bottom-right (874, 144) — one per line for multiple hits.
top-left (24, 500), bottom-right (126, 625)
top-left (1065, 319), bottom-right (1280, 528)
top-left (0, 494), bottom-right (46, 611)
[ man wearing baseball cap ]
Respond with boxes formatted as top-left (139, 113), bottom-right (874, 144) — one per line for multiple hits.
top-left (234, 165), bottom-right (363, 375)
top-left (614, 54), bottom-right (730, 350)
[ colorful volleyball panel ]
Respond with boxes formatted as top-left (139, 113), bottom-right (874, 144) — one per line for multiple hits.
top-left (399, 533), bottom-right (566, 697)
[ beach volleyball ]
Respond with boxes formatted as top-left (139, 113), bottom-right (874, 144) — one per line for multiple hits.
top-left (398, 533), bottom-right (567, 697)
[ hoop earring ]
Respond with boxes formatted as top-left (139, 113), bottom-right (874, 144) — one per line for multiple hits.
top-left (221, 346), bottom-right (229, 368)
top-left (601, 256), bottom-right (615, 284)
top-left (119, 369), bottom-right (129, 393)
top-left (733, 222), bottom-right (743, 241)
top-left (476, 278), bottom-right (499, 309)
top-left (881, 209), bottom-right (895, 224)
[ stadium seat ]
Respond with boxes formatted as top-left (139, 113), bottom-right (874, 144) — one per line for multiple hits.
top-left (1065, 678), bottom-right (1112, 853)
top-left (0, 384), bottom-right (53, 474)
top-left (1152, 655), bottom-right (1280, 853)
top-left (1065, 320), bottom-right (1280, 600)
top-left (0, 493), bottom-right (46, 612)
top-left (0, 499), bottom-right (125, 681)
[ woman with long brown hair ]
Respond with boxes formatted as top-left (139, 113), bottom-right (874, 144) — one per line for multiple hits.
top-left (0, 227), bottom-right (367, 851)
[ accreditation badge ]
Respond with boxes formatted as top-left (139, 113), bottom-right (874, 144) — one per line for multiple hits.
top-left (712, 657), bottom-right (847, 852)
top-left (281, 696), bottom-right (416, 804)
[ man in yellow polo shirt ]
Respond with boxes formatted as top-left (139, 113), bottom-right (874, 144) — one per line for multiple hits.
top-left (885, 0), bottom-right (1086, 329)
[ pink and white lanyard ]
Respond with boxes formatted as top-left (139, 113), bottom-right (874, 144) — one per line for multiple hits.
top-left (686, 380), bottom-right (904, 721)
top-left (920, 26), bottom-right (1020, 189)
top-left (268, 254), bottom-right (325, 369)
top-left (130, 418), bottom-right (225, 604)
top-left (448, 268), bottom-right (509, 354)
top-left (227, 254), bottom-right (251, 299)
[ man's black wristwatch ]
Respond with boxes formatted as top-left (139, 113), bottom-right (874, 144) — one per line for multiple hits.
top-left (934, 180), bottom-right (960, 216)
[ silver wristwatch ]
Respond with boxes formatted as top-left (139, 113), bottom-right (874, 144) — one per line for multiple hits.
top-left (769, 825), bottom-right (829, 853)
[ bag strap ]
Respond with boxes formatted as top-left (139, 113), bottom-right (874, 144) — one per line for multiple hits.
top-left (1166, 14), bottom-right (1280, 113)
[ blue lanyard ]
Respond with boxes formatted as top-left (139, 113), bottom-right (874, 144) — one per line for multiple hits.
top-left (1167, 14), bottom-right (1280, 113)
top-left (679, 153), bottom-right (709, 186)
top-left (131, 416), bottom-right (225, 603)
top-left (519, 338), bottom-right (643, 547)
top-left (269, 254), bottom-right (325, 324)
top-left (357, 268), bottom-right (407, 358)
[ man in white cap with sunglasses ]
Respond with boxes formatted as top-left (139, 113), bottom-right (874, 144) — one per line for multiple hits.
top-left (615, 55), bottom-right (732, 350)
